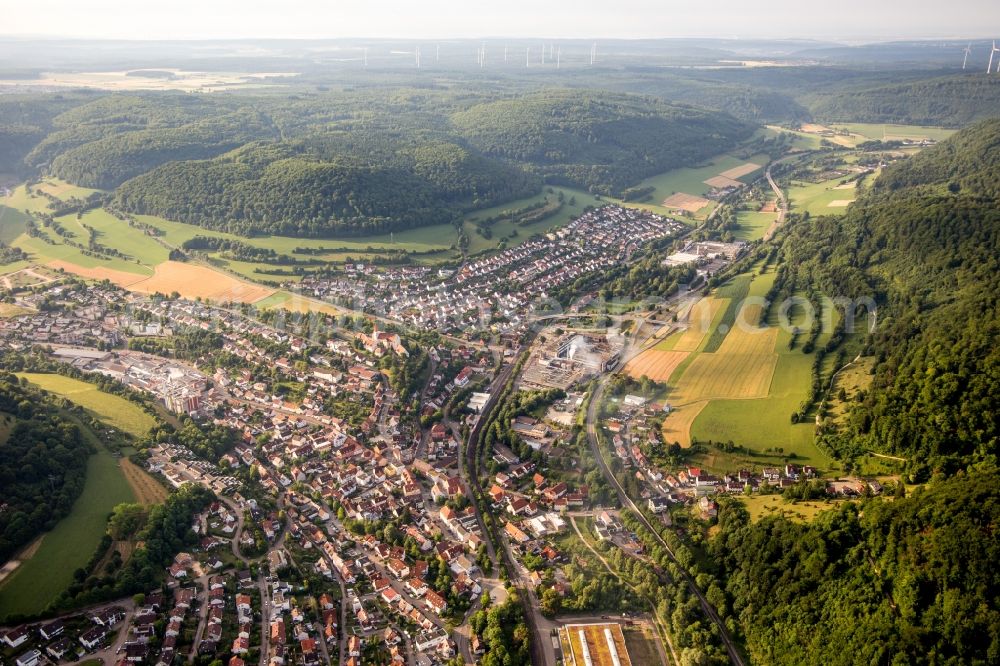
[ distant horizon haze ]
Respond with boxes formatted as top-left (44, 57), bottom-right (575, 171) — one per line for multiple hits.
top-left (1, 0), bottom-right (998, 42)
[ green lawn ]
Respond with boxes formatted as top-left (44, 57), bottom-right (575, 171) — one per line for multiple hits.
top-left (737, 494), bottom-right (839, 523)
top-left (65, 208), bottom-right (171, 266)
top-left (0, 205), bottom-right (30, 244)
top-left (17, 373), bottom-right (156, 438)
top-left (0, 417), bottom-right (136, 617)
top-left (32, 177), bottom-right (102, 202)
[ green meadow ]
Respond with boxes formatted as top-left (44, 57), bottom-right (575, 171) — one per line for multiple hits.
top-left (18, 373), bottom-right (156, 438)
top-left (0, 416), bottom-right (135, 617)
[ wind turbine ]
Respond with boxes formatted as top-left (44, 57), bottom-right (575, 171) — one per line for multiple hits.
top-left (436, 44), bottom-right (440, 62)
top-left (590, 42), bottom-right (597, 65)
top-left (526, 46), bottom-right (530, 68)
top-left (363, 47), bottom-right (368, 67)
top-left (557, 47), bottom-right (561, 69)
top-left (989, 41), bottom-right (999, 74)
top-left (415, 46), bottom-right (421, 68)
top-left (504, 44), bottom-right (508, 63)
top-left (962, 43), bottom-right (972, 69)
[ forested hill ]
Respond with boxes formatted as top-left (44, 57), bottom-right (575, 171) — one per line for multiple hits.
top-left (805, 75), bottom-right (1000, 126)
top-left (450, 91), bottom-right (753, 195)
top-left (712, 469), bottom-right (1000, 664)
top-left (771, 117), bottom-right (1000, 477)
top-left (0, 374), bottom-right (92, 564)
top-left (112, 139), bottom-right (540, 237)
top-left (0, 88), bottom-right (751, 236)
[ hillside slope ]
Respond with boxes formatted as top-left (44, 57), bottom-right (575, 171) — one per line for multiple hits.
top-left (770, 117), bottom-right (1000, 475)
top-left (0, 373), bottom-right (91, 564)
top-left (112, 137), bottom-right (540, 237)
top-left (451, 90), bottom-right (753, 195)
top-left (805, 75), bottom-right (1000, 126)
top-left (712, 470), bottom-right (1000, 664)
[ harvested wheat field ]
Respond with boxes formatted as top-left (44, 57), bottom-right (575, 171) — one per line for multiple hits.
top-left (47, 259), bottom-right (149, 287)
top-left (703, 175), bottom-right (743, 189)
top-left (674, 297), bottom-right (725, 352)
top-left (120, 458), bottom-right (169, 505)
top-left (719, 162), bottom-right (761, 179)
top-left (661, 320), bottom-right (778, 447)
top-left (828, 199), bottom-right (854, 207)
top-left (662, 192), bottom-right (711, 213)
top-left (626, 350), bottom-right (690, 382)
top-left (129, 261), bottom-right (275, 303)
top-left (662, 400), bottom-right (709, 447)
top-left (675, 326), bottom-right (777, 401)
top-left (834, 182), bottom-right (857, 190)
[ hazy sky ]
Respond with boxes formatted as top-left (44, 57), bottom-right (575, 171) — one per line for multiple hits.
top-left (3, 0), bottom-right (998, 41)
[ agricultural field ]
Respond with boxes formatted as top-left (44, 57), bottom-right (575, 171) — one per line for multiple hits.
top-left (120, 457), bottom-right (170, 505)
top-left (251, 290), bottom-right (343, 316)
top-left (652, 263), bottom-right (833, 471)
top-left (0, 303), bottom-right (33, 318)
top-left (3, 177), bottom-right (596, 305)
top-left (127, 261), bottom-right (276, 303)
top-left (625, 349), bottom-right (690, 382)
top-left (786, 176), bottom-right (859, 216)
top-left (0, 417), bottom-right (136, 617)
top-left (609, 151), bottom-right (770, 220)
top-left (17, 373), bottom-right (156, 438)
top-left (30, 177), bottom-right (102, 201)
top-left (829, 123), bottom-right (957, 143)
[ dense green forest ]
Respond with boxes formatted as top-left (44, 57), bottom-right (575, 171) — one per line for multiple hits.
top-left (0, 373), bottom-right (91, 564)
top-left (711, 470), bottom-right (1000, 664)
top-left (451, 91), bottom-right (754, 195)
top-left (805, 75), bottom-right (1000, 126)
top-left (2, 88), bottom-right (750, 236)
top-left (113, 137), bottom-right (539, 236)
top-left (769, 118), bottom-right (1000, 475)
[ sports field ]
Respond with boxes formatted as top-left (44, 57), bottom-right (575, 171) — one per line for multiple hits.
top-left (0, 416), bottom-right (136, 617)
top-left (17, 373), bottom-right (156, 438)
top-left (733, 210), bottom-right (779, 241)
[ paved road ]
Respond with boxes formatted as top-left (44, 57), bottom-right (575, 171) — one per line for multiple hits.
top-left (461, 351), bottom-right (559, 666)
top-left (584, 377), bottom-right (746, 666)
